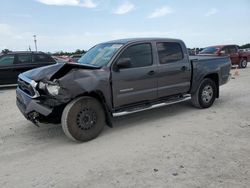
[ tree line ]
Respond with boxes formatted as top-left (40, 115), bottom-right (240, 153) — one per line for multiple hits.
top-left (2, 44), bottom-right (250, 55)
top-left (1, 49), bottom-right (86, 55)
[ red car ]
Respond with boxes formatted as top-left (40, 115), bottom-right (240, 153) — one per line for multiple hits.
top-left (199, 45), bottom-right (250, 68)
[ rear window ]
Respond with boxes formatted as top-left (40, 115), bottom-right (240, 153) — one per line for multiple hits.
top-left (199, 47), bottom-right (219, 54)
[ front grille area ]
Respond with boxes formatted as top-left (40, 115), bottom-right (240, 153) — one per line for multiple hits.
top-left (18, 78), bottom-right (36, 97)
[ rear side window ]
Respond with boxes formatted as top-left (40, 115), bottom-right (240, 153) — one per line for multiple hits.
top-left (17, 54), bottom-right (31, 64)
top-left (34, 54), bottom-right (54, 63)
top-left (228, 46), bottom-right (237, 54)
top-left (221, 47), bottom-right (229, 54)
top-left (119, 43), bottom-right (152, 68)
top-left (157, 42), bottom-right (184, 64)
top-left (0, 55), bottom-right (15, 66)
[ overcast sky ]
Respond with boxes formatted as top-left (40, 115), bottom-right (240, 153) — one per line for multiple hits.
top-left (0, 0), bottom-right (250, 52)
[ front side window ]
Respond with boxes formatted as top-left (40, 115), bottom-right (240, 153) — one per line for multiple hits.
top-left (0, 55), bottom-right (15, 66)
top-left (118, 43), bottom-right (152, 68)
top-left (157, 42), bottom-right (184, 64)
top-left (78, 43), bottom-right (123, 67)
top-left (17, 54), bottom-right (31, 64)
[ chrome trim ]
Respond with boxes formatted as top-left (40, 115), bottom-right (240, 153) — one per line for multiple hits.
top-left (113, 95), bottom-right (191, 117)
top-left (119, 88), bottom-right (134, 93)
top-left (16, 86), bottom-right (33, 98)
top-left (18, 74), bottom-right (40, 98)
top-left (0, 84), bottom-right (17, 88)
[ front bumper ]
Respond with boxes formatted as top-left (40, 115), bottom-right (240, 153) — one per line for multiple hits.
top-left (16, 87), bottom-right (53, 122)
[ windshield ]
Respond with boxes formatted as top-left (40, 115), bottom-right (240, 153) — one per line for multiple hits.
top-left (78, 43), bottom-right (123, 67)
top-left (199, 47), bottom-right (220, 54)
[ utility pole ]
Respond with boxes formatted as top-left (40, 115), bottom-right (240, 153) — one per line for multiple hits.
top-left (33, 35), bottom-right (37, 52)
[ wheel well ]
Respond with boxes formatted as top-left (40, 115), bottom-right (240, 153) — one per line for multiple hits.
top-left (77, 91), bottom-right (113, 127)
top-left (204, 73), bottom-right (219, 98)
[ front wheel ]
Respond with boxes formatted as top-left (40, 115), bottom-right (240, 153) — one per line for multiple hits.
top-left (191, 78), bottom-right (217, 108)
top-left (61, 96), bottom-right (106, 142)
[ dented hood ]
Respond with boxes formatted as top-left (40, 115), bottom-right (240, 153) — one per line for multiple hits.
top-left (22, 63), bottom-right (100, 82)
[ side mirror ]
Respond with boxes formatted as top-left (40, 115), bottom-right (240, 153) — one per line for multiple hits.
top-left (116, 58), bottom-right (131, 69)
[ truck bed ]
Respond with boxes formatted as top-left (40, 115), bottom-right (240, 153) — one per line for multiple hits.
top-left (189, 55), bottom-right (231, 94)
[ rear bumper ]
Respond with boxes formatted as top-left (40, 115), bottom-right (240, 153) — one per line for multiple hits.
top-left (16, 87), bottom-right (52, 120)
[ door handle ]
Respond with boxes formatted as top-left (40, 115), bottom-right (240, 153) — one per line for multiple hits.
top-left (181, 66), bottom-right (187, 71)
top-left (147, 70), bottom-right (155, 75)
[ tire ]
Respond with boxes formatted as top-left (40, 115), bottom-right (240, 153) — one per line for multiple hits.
top-left (239, 58), bottom-right (247, 69)
top-left (61, 96), bottom-right (106, 142)
top-left (191, 78), bottom-right (217, 108)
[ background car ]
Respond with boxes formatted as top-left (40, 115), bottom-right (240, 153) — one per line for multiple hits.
top-left (0, 51), bottom-right (57, 86)
top-left (199, 45), bottom-right (250, 68)
top-left (69, 54), bottom-right (82, 62)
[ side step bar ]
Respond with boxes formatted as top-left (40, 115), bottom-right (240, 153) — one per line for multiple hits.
top-left (112, 94), bottom-right (191, 117)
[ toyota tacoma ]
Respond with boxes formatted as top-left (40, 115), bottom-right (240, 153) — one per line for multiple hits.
top-left (16, 38), bottom-right (231, 142)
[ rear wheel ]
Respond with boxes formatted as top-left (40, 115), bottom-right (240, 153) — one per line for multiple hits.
top-left (62, 96), bottom-right (106, 142)
top-left (239, 58), bottom-right (247, 69)
top-left (191, 78), bottom-right (217, 108)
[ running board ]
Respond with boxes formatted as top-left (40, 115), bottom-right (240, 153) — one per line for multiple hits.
top-left (112, 95), bottom-right (191, 117)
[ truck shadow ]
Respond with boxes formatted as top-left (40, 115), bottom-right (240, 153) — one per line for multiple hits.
top-left (10, 99), bottom-right (225, 144)
top-left (105, 101), bottom-right (194, 134)
top-left (11, 101), bottom-right (193, 143)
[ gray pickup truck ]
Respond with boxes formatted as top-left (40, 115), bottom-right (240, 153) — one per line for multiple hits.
top-left (16, 38), bottom-right (231, 142)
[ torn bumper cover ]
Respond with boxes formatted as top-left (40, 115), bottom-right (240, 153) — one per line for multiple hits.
top-left (16, 87), bottom-right (53, 125)
top-left (16, 73), bottom-right (64, 125)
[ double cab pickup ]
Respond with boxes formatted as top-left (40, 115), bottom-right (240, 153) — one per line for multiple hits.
top-left (16, 38), bottom-right (231, 142)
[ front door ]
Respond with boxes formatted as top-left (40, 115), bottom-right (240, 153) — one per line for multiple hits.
top-left (111, 43), bottom-right (158, 108)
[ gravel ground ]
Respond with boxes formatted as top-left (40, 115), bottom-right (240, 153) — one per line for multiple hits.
top-left (0, 67), bottom-right (250, 188)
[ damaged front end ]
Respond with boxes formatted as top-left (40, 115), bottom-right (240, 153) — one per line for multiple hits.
top-left (16, 73), bottom-right (66, 125)
top-left (16, 63), bottom-right (111, 126)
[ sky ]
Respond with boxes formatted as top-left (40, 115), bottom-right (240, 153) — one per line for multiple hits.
top-left (0, 0), bottom-right (250, 52)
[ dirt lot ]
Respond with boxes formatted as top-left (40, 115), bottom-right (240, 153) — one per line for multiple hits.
top-left (0, 68), bottom-right (250, 188)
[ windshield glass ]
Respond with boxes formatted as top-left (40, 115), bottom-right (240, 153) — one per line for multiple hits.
top-left (199, 47), bottom-right (220, 54)
top-left (78, 43), bottom-right (123, 67)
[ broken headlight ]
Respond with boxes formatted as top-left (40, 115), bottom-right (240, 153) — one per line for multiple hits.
top-left (38, 81), bottom-right (60, 96)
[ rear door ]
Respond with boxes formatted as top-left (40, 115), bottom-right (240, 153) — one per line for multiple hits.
top-left (111, 43), bottom-right (158, 108)
top-left (155, 42), bottom-right (191, 98)
top-left (0, 54), bottom-right (16, 85)
top-left (229, 46), bottom-right (240, 64)
top-left (222, 46), bottom-right (240, 65)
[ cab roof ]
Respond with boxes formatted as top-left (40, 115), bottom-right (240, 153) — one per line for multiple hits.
top-left (5, 51), bottom-right (46, 55)
top-left (104, 38), bottom-right (183, 44)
